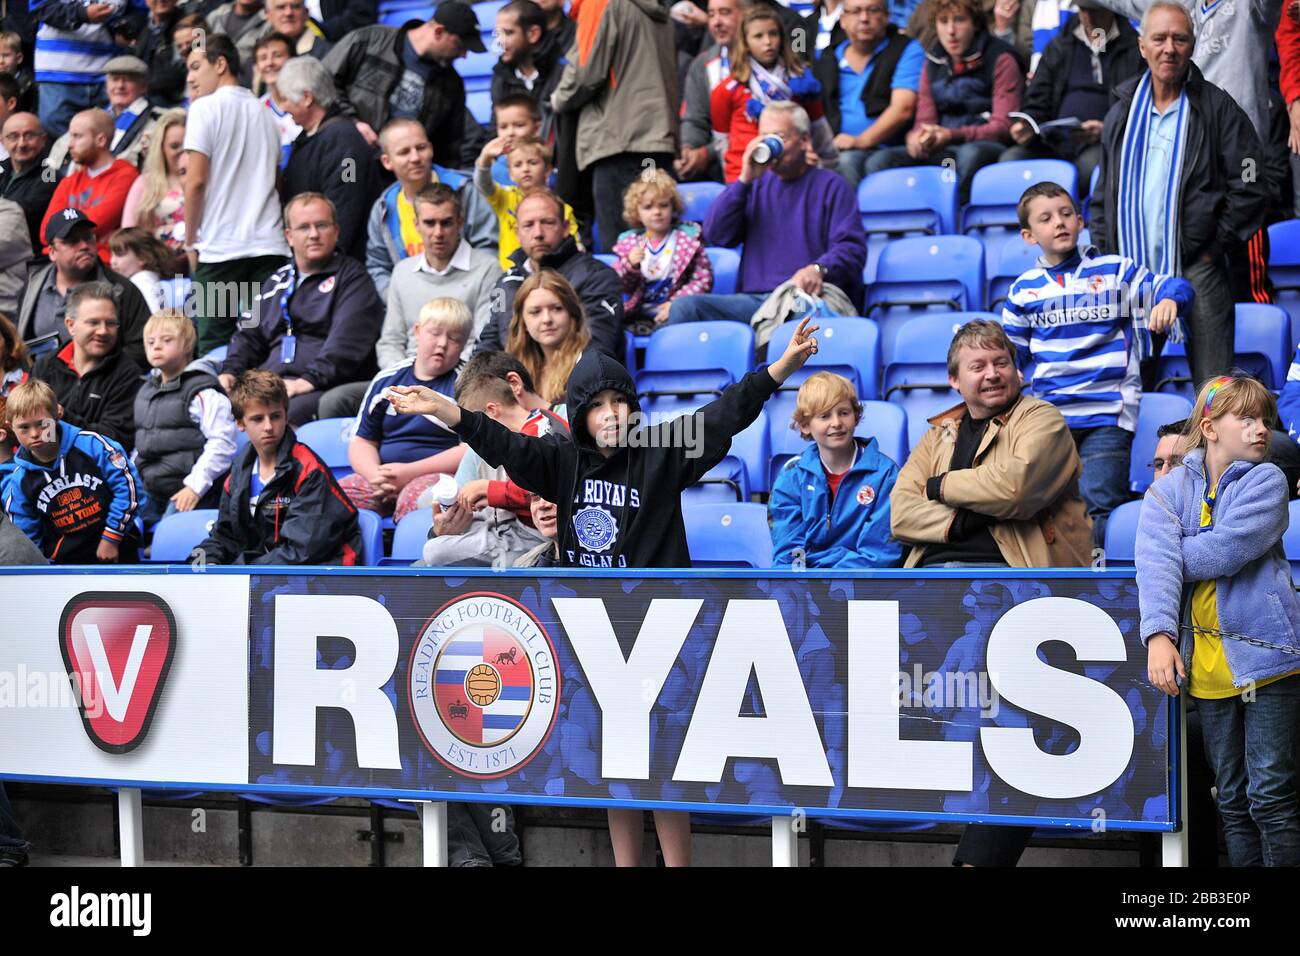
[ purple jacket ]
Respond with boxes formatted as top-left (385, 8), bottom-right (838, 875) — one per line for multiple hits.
top-left (611, 221), bottom-right (714, 316)
top-left (703, 165), bottom-right (866, 307)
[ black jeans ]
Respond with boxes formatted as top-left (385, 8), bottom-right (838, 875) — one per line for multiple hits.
top-left (447, 802), bottom-right (521, 867)
top-left (590, 152), bottom-right (675, 253)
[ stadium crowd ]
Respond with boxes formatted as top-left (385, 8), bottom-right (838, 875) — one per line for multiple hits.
top-left (2, 0), bottom-right (1300, 870)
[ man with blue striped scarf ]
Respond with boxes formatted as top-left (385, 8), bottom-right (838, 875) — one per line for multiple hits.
top-left (1090, 1), bottom-right (1266, 392)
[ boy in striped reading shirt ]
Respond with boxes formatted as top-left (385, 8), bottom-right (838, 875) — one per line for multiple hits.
top-left (1002, 180), bottom-right (1194, 547)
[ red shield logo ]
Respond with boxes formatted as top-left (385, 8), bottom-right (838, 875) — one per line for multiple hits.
top-left (59, 592), bottom-right (177, 754)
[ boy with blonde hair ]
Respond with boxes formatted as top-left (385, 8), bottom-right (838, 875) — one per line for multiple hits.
top-left (134, 309), bottom-right (239, 524)
top-left (769, 371), bottom-right (901, 568)
top-left (339, 297), bottom-right (470, 520)
top-left (474, 133), bottom-right (581, 269)
top-left (3, 378), bottom-right (142, 563)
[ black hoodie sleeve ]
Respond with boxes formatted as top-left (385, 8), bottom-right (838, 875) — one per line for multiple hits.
top-left (651, 366), bottom-right (779, 490)
top-left (453, 409), bottom-right (573, 503)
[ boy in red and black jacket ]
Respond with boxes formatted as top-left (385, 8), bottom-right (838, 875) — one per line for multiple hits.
top-left (195, 371), bottom-right (362, 566)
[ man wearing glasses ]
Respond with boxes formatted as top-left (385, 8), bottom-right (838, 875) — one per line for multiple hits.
top-left (812, 0), bottom-right (923, 190)
top-left (0, 112), bottom-right (58, 256)
top-left (218, 193), bottom-right (383, 425)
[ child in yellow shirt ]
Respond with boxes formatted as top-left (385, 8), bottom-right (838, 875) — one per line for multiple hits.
top-left (475, 134), bottom-right (581, 270)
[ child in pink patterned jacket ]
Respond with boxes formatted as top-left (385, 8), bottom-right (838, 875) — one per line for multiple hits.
top-left (612, 170), bottom-right (714, 332)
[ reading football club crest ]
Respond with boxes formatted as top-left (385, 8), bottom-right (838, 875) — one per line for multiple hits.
top-left (856, 484), bottom-right (875, 506)
top-left (409, 593), bottom-right (559, 777)
top-left (573, 505), bottom-right (618, 553)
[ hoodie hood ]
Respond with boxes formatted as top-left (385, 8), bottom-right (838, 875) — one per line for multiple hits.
top-left (564, 348), bottom-right (641, 453)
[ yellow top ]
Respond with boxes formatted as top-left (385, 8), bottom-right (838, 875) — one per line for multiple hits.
top-left (1189, 484), bottom-right (1299, 698)
top-left (395, 189), bottom-right (424, 260)
top-left (487, 183), bottom-right (582, 270)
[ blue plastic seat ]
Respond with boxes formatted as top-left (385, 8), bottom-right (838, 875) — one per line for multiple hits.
top-left (962, 159), bottom-right (1078, 261)
top-left (705, 246), bottom-right (741, 296)
top-left (858, 166), bottom-right (959, 283)
top-left (455, 49), bottom-right (498, 91)
top-left (765, 316), bottom-right (881, 399)
top-left (1157, 303), bottom-right (1291, 397)
top-left (379, 4), bottom-right (432, 26)
top-left (882, 310), bottom-right (998, 368)
top-left (858, 165), bottom-right (959, 235)
top-left (294, 417), bottom-right (354, 479)
top-left (593, 252), bottom-right (618, 268)
top-left (1284, 499), bottom-right (1300, 583)
top-left (466, 89), bottom-right (493, 125)
top-left (882, 312), bottom-right (991, 447)
top-left (1103, 499), bottom-right (1143, 567)
top-left (384, 507), bottom-right (433, 565)
top-left (682, 455), bottom-right (748, 503)
top-left (1129, 393), bottom-right (1193, 494)
top-left (682, 502), bottom-right (773, 567)
top-left (636, 321), bottom-right (755, 399)
top-left (679, 181), bottom-right (725, 224)
top-left (1268, 220), bottom-right (1300, 351)
top-left (865, 235), bottom-right (985, 356)
top-left (986, 233), bottom-right (1042, 312)
top-left (150, 509), bottom-right (220, 562)
top-left (356, 509), bottom-right (383, 566)
top-left (767, 398), bottom-right (907, 488)
top-left (1233, 302), bottom-right (1291, 389)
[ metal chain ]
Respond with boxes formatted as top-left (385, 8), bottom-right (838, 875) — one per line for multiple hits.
top-left (1178, 623), bottom-right (1300, 656)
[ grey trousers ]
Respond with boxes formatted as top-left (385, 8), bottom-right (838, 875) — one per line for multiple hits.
top-left (1182, 253), bottom-right (1236, 390)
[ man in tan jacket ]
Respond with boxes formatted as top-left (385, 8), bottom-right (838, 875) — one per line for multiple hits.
top-left (891, 317), bottom-right (1092, 571)
top-left (890, 317), bottom-right (1092, 868)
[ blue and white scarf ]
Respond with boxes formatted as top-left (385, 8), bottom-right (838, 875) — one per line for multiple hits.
top-left (111, 97), bottom-right (149, 152)
top-left (744, 59), bottom-right (822, 121)
top-left (1116, 70), bottom-right (1190, 359)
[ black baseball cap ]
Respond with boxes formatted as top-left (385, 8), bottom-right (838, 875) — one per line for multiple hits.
top-left (433, 1), bottom-right (487, 53)
top-left (45, 207), bottom-right (98, 245)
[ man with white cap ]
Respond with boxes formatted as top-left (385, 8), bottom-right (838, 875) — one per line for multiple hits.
top-left (46, 55), bottom-right (166, 173)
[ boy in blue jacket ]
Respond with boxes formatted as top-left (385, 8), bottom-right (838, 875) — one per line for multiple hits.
top-left (2, 379), bottom-right (142, 563)
top-left (769, 371), bottom-right (901, 568)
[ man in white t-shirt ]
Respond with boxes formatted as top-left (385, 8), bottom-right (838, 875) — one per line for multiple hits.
top-left (183, 33), bottom-right (290, 355)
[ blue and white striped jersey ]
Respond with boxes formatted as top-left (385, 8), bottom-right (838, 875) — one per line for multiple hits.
top-left (1002, 243), bottom-right (1194, 432)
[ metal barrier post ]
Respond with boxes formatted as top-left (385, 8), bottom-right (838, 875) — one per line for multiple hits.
top-left (118, 787), bottom-right (145, 867)
top-left (1162, 694), bottom-right (1189, 867)
top-left (772, 815), bottom-right (798, 867)
top-left (421, 801), bottom-right (448, 867)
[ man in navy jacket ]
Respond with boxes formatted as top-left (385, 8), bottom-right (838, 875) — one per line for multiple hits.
top-left (219, 193), bottom-right (383, 424)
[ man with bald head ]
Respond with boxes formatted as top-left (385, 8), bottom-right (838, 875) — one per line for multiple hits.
top-left (39, 109), bottom-right (139, 265)
top-left (0, 112), bottom-right (58, 254)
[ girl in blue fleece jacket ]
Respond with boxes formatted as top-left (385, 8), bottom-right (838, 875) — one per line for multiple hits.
top-left (769, 372), bottom-right (902, 568)
top-left (1135, 374), bottom-right (1300, 867)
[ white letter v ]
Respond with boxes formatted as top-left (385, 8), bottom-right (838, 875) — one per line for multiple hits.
top-left (82, 624), bottom-right (152, 722)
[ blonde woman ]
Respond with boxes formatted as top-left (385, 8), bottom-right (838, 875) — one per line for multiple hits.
top-left (506, 270), bottom-right (591, 405)
top-left (121, 108), bottom-right (188, 254)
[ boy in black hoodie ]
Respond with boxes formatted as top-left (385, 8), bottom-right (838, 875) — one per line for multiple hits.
top-left (388, 316), bottom-right (821, 866)
top-left (390, 317), bottom-right (820, 569)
